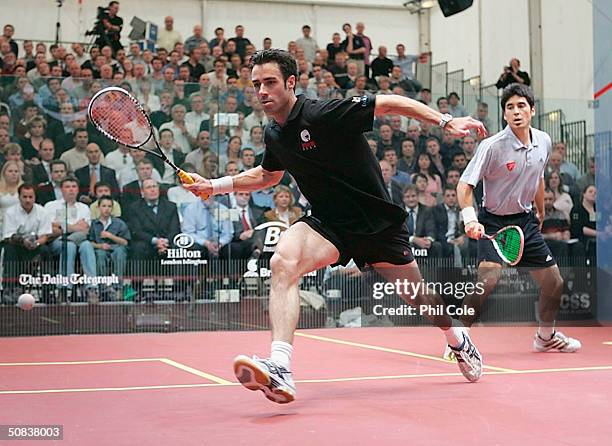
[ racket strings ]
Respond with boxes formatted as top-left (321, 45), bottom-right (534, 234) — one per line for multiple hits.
top-left (89, 90), bottom-right (151, 147)
top-left (495, 229), bottom-right (522, 259)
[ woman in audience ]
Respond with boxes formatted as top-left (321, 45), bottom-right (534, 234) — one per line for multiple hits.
top-left (412, 152), bottom-right (442, 195)
top-left (3, 143), bottom-right (32, 183)
top-left (246, 125), bottom-right (265, 156)
top-left (264, 185), bottom-right (303, 226)
top-left (570, 185), bottom-right (597, 259)
top-left (198, 152), bottom-right (220, 179)
top-left (546, 169), bottom-right (573, 221)
top-left (0, 160), bottom-right (23, 235)
top-left (413, 173), bottom-right (437, 207)
top-left (219, 136), bottom-right (242, 172)
top-left (19, 116), bottom-right (47, 163)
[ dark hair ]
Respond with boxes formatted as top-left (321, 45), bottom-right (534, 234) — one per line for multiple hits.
top-left (215, 27), bottom-right (224, 33)
top-left (412, 172), bottom-right (428, 185)
top-left (448, 92), bottom-right (460, 100)
top-left (159, 128), bottom-right (174, 138)
top-left (249, 49), bottom-right (298, 87)
top-left (74, 128), bottom-right (89, 137)
top-left (452, 151), bottom-right (466, 161)
top-left (50, 159), bottom-right (67, 170)
top-left (94, 181), bottom-right (112, 192)
top-left (302, 25), bottom-right (311, 30)
top-left (108, 1), bottom-right (119, 7)
top-left (501, 83), bottom-right (535, 110)
top-left (446, 167), bottom-right (461, 178)
top-left (60, 176), bottom-right (78, 187)
top-left (421, 88), bottom-right (431, 93)
top-left (436, 96), bottom-right (448, 107)
top-left (545, 169), bottom-right (565, 193)
top-left (18, 183), bottom-right (36, 195)
top-left (403, 184), bottom-right (418, 195)
top-left (443, 184), bottom-right (457, 193)
top-left (383, 146), bottom-right (396, 155)
top-left (98, 195), bottom-right (114, 206)
top-left (417, 152), bottom-right (440, 178)
top-left (544, 187), bottom-right (554, 194)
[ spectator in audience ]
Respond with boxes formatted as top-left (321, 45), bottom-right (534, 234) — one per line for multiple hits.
top-left (60, 128), bottom-right (90, 172)
top-left (382, 147), bottom-right (411, 187)
top-left (296, 25), bottom-right (318, 63)
top-left (355, 22), bottom-right (372, 77)
top-left (75, 143), bottom-right (119, 202)
top-left (448, 92), bottom-right (468, 118)
top-left (244, 99), bottom-right (269, 133)
top-left (413, 172), bottom-right (437, 207)
top-left (376, 124), bottom-right (398, 158)
top-left (472, 102), bottom-right (491, 134)
top-left (89, 181), bottom-right (122, 219)
top-left (209, 59), bottom-right (229, 91)
top-left (541, 187), bottom-right (574, 259)
top-left (570, 185), bottom-right (597, 260)
top-left (295, 73), bottom-right (317, 99)
top-left (20, 116), bottom-right (47, 163)
top-left (262, 37), bottom-right (272, 51)
top-left (461, 134), bottom-right (477, 161)
top-left (419, 88), bottom-right (432, 107)
top-left (406, 123), bottom-right (426, 150)
top-left (413, 152), bottom-right (442, 196)
top-left (31, 138), bottom-right (55, 185)
top-left (159, 104), bottom-right (196, 153)
top-left (182, 195), bottom-right (233, 259)
top-left (197, 151), bottom-right (220, 179)
top-left (121, 158), bottom-right (164, 209)
top-left (451, 151), bottom-right (468, 173)
top-left (239, 147), bottom-right (257, 172)
top-left (219, 136), bottom-right (242, 172)
top-left (0, 128), bottom-right (10, 154)
top-left (341, 23), bottom-right (365, 75)
top-left (546, 148), bottom-right (576, 191)
top-left (326, 32), bottom-right (345, 66)
top-left (184, 130), bottom-right (211, 172)
top-left (36, 159), bottom-right (67, 205)
top-left (403, 184), bottom-right (440, 256)
top-left (0, 160), bottom-right (22, 232)
top-left (167, 162), bottom-right (199, 221)
top-left (370, 45), bottom-right (393, 79)
top-left (89, 195), bottom-right (130, 299)
top-left (3, 143), bottom-right (32, 183)
top-left (345, 75), bottom-right (369, 98)
top-left (379, 159), bottom-right (403, 206)
top-left (226, 190), bottom-right (265, 259)
top-left (157, 16), bottom-right (183, 54)
top-left (229, 25), bottom-right (251, 59)
top-left (3, 24), bottom-right (18, 56)
top-left (576, 156), bottom-right (595, 192)
top-left (45, 176), bottom-right (98, 300)
top-left (552, 141), bottom-right (581, 182)
top-left (127, 178), bottom-right (180, 261)
top-left (433, 184), bottom-right (467, 262)
top-left (150, 129), bottom-right (185, 184)
top-left (440, 129), bottom-right (461, 159)
top-left (264, 185), bottom-right (303, 226)
top-left (425, 136), bottom-right (446, 176)
top-left (209, 27), bottom-right (227, 52)
top-left (546, 169), bottom-right (573, 222)
top-left (185, 25), bottom-right (207, 54)
top-left (245, 125), bottom-right (265, 157)
top-left (445, 168), bottom-right (461, 187)
top-left (2, 184), bottom-right (53, 295)
top-left (181, 47), bottom-right (205, 82)
top-left (392, 43), bottom-right (421, 93)
top-left (104, 142), bottom-right (132, 173)
top-left (398, 138), bottom-right (416, 173)
top-left (496, 58), bottom-right (530, 89)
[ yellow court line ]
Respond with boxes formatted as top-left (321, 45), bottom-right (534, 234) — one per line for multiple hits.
top-left (295, 332), bottom-right (516, 372)
top-left (1, 365), bottom-right (611, 395)
top-left (0, 358), bottom-right (164, 367)
top-left (159, 358), bottom-right (233, 385)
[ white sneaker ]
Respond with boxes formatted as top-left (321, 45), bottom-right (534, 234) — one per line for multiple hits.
top-left (448, 328), bottom-right (483, 382)
top-left (533, 331), bottom-right (581, 353)
top-left (233, 355), bottom-right (296, 404)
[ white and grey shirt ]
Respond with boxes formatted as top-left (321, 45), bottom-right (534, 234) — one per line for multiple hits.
top-left (461, 125), bottom-right (552, 215)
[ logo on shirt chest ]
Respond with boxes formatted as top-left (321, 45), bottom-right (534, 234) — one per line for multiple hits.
top-left (300, 129), bottom-right (317, 151)
top-left (506, 161), bottom-right (516, 172)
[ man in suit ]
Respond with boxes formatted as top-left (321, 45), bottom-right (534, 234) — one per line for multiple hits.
top-left (35, 160), bottom-right (67, 205)
top-left (227, 190), bottom-right (266, 259)
top-left (148, 128), bottom-right (185, 185)
top-left (432, 185), bottom-right (467, 261)
top-left (126, 178), bottom-right (181, 260)
top-left (182, 196), bottom-right (234, 259)
top-left (75, 143), bottom-right (120, 202)
top-left (403, 184), bottom-right (441, 257)
top-left (379, 160), bottom-right (403, 206)
top-left (31, 138), bottom-right (56, 185)
top-left (121, 159), bottom-right (168, 210)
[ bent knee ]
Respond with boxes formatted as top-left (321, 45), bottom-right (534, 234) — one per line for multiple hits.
top-left (270, 249), bottom-right (301, 281)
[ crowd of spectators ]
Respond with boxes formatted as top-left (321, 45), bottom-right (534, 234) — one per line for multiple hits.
top-left (0, 10), bottom-right (600, 301)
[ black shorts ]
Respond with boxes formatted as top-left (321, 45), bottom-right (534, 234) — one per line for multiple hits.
top-left (298, 215), bottom-right (414, 269)
top-left (478, 209), bottom-right (556, 268)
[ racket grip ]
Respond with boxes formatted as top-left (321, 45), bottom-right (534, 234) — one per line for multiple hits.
top-left (178, 170), bottom-right (209, 200)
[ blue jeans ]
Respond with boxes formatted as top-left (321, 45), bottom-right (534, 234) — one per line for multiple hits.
top-left (49, 238), bottom-right (97, 289)
top-left (94, 246), bottom-right (127, 289)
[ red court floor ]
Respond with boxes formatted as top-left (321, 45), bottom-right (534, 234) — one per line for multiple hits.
top-left (1, 326), bottom-right (611, 445)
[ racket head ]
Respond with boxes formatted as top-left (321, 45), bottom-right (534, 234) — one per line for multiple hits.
top-left (87, 86), bottom-right (153, 149)
top-left (487, 225), bottom-right (525, 266)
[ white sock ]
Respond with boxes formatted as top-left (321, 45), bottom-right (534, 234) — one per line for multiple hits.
top-left (444, 319), bottom-right (465, 348)
top-left (271, 341), bottom-right (293, 370)
top-left (538, 324), bottom-right (555, 340)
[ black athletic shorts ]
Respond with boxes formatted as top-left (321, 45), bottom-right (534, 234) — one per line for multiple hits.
top-left (299, 215), bottom-right (415, 269)
top-left (478, 208), bottom-right (556, 268)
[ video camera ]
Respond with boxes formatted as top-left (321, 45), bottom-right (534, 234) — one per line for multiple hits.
top-left (85, 6), bottom-right (109, 36)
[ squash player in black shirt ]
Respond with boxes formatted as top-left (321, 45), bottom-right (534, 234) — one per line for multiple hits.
top-left (185, 49), bottom-right (487, 404)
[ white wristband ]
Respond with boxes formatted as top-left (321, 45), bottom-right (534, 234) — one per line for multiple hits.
top-left (210, 176), bottom-right (234, 195)
top-left (461, 207), bottom-right (478, 224)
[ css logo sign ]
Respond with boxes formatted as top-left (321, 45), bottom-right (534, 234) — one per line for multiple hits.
top-left (560, 293), bottom-right (591, 311)
top-left (254, 221), bottom-right (289, 252)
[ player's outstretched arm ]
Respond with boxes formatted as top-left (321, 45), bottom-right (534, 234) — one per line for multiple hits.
top-left (183, 166), bottom-right (284, 198)
top-left (457, 180), bottom-right (484, 239)
top-left (374, 94), bottom-right (487, 138)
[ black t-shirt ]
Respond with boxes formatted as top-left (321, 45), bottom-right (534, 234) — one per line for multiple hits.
top-left (342, 35), bottom-right (365, 60)
top-left (371, 57), bottom-right (394, 78)
top-left (262, 95), bottom-right (407, 235)
top-left (326, 43), bottom-right (346, 65)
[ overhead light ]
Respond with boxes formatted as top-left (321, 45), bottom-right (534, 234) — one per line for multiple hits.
top-left (421, 0), bottom-right (435, 8)
top-left (403, 0), bottom-right (436, 14)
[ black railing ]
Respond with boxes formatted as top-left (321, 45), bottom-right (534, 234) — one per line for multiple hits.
top-left (562, 120), bottom-right (587, 173)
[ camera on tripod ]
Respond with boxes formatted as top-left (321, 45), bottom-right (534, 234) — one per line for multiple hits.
top-left (85, 6), bottom-right (110, 36)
